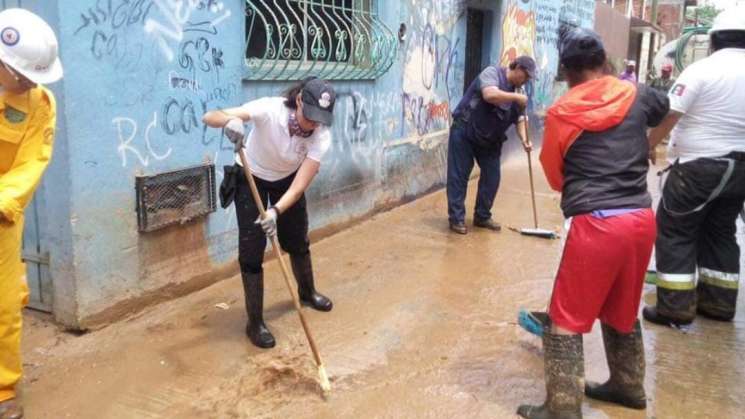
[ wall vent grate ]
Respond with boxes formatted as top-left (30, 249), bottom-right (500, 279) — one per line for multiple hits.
top-left (135, 164), bottom-right (216, 233)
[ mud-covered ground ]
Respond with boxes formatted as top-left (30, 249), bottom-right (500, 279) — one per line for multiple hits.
top-left (19, 157), bottom-right (745, 418)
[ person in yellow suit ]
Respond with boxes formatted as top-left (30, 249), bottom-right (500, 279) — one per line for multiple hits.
top-left (0, 8), bottom-right (63, 419)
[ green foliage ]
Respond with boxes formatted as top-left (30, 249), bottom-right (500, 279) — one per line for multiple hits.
top-left (686, 4), bottom-right (722, 26)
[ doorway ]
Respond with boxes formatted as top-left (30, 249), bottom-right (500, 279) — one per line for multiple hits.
top-left (464, 8), bottom-right (485, 93)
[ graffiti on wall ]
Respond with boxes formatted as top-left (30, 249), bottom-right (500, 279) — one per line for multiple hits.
top-left (560, 0), bottom-right (595, 28)
top-left (68, 0), bottom-right (475, 214)
top-left (74, 0), bottom-right (156, 72)
top-left (499, 2), bottom-right (536, 67)
top-left (321, 90), bottom-right (380, 192)
top-left (67, 1), bottom-right (239, 171)
top-left (499, 0), bottom-right (595, 111)
top-left (401, 2), bottom-right (464, 138)
top-left (145, 0), bottom-right (231, 62)
top-left (317, 0), bottom-right (468, 196)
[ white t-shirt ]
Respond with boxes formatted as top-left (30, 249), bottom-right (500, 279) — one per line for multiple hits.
top-left (667, 48), bottom-right (745, 163)
top-left (235, 97), bottom-right (332, 181)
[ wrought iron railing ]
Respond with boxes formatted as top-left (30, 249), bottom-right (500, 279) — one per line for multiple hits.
top-left (244, 0), bottom-right (397, 80)
top-left (0, 0), bottom-right (23, 9)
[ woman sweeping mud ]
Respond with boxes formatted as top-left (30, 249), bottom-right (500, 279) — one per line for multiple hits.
top-left (517, 27), bottom-right (669, 418)
top-left (202, 78), bottom-right (336, 349)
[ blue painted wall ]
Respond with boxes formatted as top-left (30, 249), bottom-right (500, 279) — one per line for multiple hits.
top-left (32, 0), bottom-right (593, 326)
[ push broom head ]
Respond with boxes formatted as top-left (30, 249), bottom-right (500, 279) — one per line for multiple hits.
top-left (319, 364), bottom-right (331, 397)
top-left (519, 228), bottom-right (559, 239)
top-left (518, 309), bottom-right (550, 337)
top-left (509, 227), bottom-right (559, 239)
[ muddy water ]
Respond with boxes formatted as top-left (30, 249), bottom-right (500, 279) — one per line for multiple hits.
top-left (21, 158), bottom-right (745, 418)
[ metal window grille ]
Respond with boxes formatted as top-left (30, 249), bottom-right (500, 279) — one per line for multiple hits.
top-left (135, 164), bottom-right (217, 233)
top-left (245, 0), bottom-right (397, 80)
top-left (0, 0), bottom-right (23, 9)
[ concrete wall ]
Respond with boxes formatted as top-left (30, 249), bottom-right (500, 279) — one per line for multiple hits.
top-left (35, 0), bottom-right (594, 328)
top-left (595, 1), bottom-right (632, 68)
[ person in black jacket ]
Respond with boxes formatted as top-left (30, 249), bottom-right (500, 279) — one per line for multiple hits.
top-left (517, 28), bottom-right (669, 419)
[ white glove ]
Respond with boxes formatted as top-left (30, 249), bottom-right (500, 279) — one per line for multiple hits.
top-left (255, 207), bottom-right (278, 237)
top-left (224, 118), bottom-right (245, 150)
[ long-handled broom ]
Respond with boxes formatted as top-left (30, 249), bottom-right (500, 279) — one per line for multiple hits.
top-left (514, 108), bottom-right (555, 336)
top-left (510, 109), bottom-right (558, 240)
top-left (235, 146), bottom-right (331, 396)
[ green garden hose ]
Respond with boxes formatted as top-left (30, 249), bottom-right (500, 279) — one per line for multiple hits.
top-left (675, 26), bottom-right (711, 72)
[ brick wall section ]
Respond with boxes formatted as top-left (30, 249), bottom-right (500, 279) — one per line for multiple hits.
top-left (612, 0), bottom-right (643, 18)
top-left (606, 0), bottom-right (686, 42)
top-left (647, 4), bottom-right (685, 41)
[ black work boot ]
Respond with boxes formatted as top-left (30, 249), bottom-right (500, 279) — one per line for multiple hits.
top-left (643, 285), bottom-right (696, 328)
top-left (697, 281), bottom-right (737, 322)
top-left (642, 306), bottom-right (693, 327)
top-left (0, 398), bottom-right (23, 419)
top-left (517, 330), bottom-right (584, 419)
top-left (290, 253), bottom-right (333, 312)
top-left (241, 271), bottom-right (276, 348)
top-left (585, 321), bottom-right (646, 410)
top-left (473, 217), bottom-right (502, 231)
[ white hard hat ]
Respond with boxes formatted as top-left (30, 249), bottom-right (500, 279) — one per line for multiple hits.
top-left (709, 5), bottom-right (745, 35)
top-left (0, 8), bottom-right (63, 84)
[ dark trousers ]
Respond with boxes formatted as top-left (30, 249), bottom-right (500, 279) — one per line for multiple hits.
top-left (234, 167), bottom-right (310, 274)
top-left (446, 123), bottom-right (502, 224)
top-left (655, 155), bottom-right (745, 320)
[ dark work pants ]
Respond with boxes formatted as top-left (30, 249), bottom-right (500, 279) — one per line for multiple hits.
top-left (655, 155), bottom-right (745, 320)
top-left (446, 123), bottom-right (503, 224)
top-left (234, 166), bottom-right (310, 274)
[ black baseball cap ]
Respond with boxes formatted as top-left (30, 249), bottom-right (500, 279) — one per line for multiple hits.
top-left (513, 56), bottom-right (536, 79)
top-left (559, 27), bottom-right (605, 63)
top-left (301, 78), bottom-right (336, 126)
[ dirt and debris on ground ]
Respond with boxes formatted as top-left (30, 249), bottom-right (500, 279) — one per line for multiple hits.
top-left (20, 157), bottom-right (745, 418)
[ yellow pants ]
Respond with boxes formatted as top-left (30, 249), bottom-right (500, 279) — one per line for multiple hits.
top-left (0, 216), bottom-right (28, 402)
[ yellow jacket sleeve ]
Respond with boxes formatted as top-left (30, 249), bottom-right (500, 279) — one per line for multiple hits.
top-left (0, 88), bottom-right (56, 224)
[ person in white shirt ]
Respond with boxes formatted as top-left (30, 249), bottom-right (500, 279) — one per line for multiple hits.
top-left (202, 78), bottom-right (335, 348)
top-left (643, 6), bottom-right (745, 328)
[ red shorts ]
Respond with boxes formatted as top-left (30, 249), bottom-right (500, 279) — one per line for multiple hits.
top-left (549, 209), bottom-right (656, 334)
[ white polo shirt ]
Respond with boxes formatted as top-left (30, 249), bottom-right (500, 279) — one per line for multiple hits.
top-left (667, 48), bottom-right (745, 163)
top-left (235, 97), bottom-right (332, 181)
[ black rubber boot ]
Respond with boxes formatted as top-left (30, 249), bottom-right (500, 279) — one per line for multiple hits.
top-left (241, 271), bottom-right (275, 348)
top-left (642, 306), bottom-right (693, 327)
top-left (290, 253), bottom-right (333, 312)
top-left (585, 321), bottom-right (646, 410)
top-left (643, 286), bottom-right (696, 328)
top-left (517, 330), bottom-right (584, 419)
top-left (697, 306), bottom-right (735, 322)
top-left (697, 281), bottom-right (737, 322)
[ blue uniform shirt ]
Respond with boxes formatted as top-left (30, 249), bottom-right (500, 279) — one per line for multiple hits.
top-left (453, 66), bottom-right (522, 149)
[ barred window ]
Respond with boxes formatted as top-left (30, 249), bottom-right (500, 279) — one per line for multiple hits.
top-left (244, 0), bottom-right (397, 80)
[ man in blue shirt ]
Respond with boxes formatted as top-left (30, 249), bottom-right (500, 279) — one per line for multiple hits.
top-left (447, 56), bottom-right (535, 234)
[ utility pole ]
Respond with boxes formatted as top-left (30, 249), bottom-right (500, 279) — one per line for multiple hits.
top-left (651, 0), bottom-right (659, 24)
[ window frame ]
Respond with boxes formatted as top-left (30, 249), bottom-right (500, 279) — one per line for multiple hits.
top-left (244, 0), bottom-right (396, 81)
